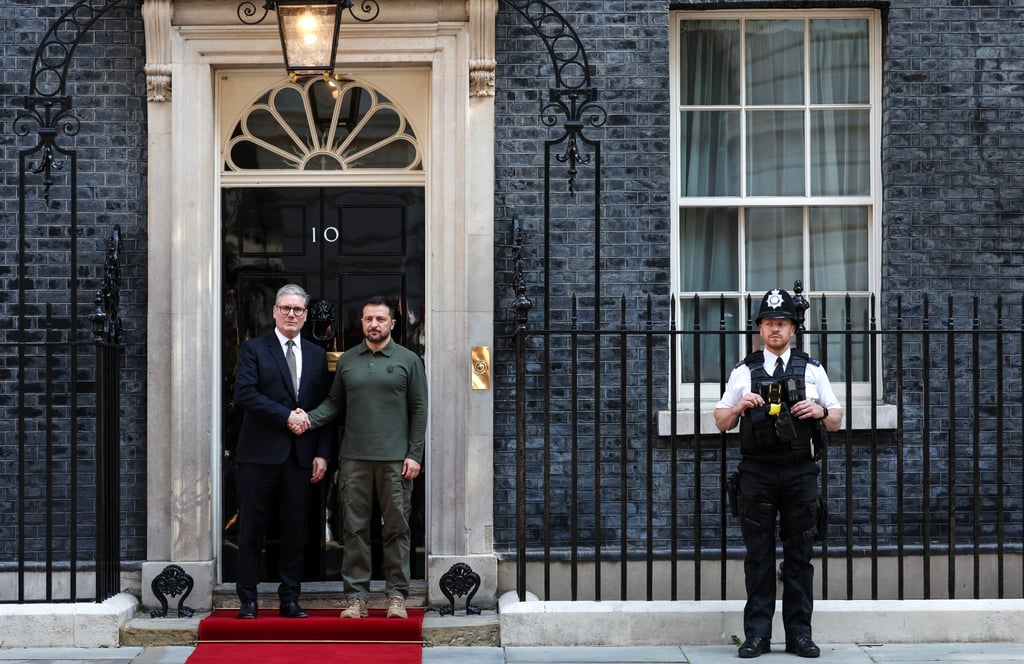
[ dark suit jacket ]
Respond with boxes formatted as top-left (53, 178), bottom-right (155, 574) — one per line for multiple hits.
top-left (234, 330), bottom-right (332, 466)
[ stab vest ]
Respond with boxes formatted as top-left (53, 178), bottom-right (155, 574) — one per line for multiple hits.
top-left (738, 349), bottom-right (820, 460)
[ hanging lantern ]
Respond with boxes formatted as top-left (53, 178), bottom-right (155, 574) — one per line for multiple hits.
top-left (275, 1), bottom-right (343, 80)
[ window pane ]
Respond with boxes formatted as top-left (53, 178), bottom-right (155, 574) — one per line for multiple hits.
top-left (679, 296), bottom-right (740, 384)
top-left (811, 110), bottom-right (870, 196)
top-left (810, 19), bottom-right (869, 104)
top-left (745, 207), bottom-right (802, 288)
top-left (680, 208), bottom-right (739, 292)
top-left (680, 111), bottom-right (740, 196)
top-left (679, 19), bottom-right (740, 106)
top-left (806, 295), bottom-right (872, 382)
top-left (746, 19), bottom-right (804, 106)
top-left (747, 111), bottom-right (804, 196)
top-left (809, 207), bottom-right (869, 291)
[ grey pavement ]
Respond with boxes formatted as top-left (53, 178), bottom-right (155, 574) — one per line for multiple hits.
top-left (2, 644), bottom-right (1024, 663)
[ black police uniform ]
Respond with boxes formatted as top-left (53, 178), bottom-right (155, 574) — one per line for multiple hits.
top-left (736, 349), bottom-right (823, 647)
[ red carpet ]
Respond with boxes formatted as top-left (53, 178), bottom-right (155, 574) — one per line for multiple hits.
top-left (187, 608), bottom-right (423, 664)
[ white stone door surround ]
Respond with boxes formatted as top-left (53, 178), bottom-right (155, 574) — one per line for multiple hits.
top-left (141, 0), bottom-right (498, 610)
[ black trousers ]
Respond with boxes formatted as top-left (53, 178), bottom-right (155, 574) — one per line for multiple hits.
top-left (738, 455), bottom-right (820, 641)
top-left (235, 447), bottom-right (311, 604)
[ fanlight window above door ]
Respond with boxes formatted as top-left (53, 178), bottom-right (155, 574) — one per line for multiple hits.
top-left (224, 77), bottom-right (422, 171)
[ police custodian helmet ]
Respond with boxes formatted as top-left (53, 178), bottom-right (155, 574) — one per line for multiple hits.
top-left (755, 288), bottom-right (798, 324)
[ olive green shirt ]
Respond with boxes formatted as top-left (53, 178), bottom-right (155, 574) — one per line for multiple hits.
top-left (307, 339), bottom-right (427, 463)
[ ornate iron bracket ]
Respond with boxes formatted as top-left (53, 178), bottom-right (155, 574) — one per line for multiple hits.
top-left (16, 0), bottom-right (133, 199)
top-left (237, 0), bottom-right (380, 26)
top-left (14, 97), bottom-right (78, 201)
top-left (500, 0), bottom-right (592, 91)
top-left (500, 0), bottom-right (606, 194)
top-left (438, 562), bottom-right (482, 616)
top-left (149, 564), bottom-right (195, 618)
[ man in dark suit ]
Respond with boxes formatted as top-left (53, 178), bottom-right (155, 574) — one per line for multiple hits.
top-left (233, 284), bottom-right (332, 619)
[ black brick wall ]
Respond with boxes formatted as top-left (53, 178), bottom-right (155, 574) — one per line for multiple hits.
top-left (492, 0), bottom-right (1024, 558)
top-left (0, 1), bottom-right (148, 566)
top-left (494, 0), bottom-right (675, 553)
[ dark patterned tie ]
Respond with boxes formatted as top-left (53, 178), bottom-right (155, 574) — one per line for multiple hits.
top-left (773, 356), bottom-right (784, 379)
top-left (286, 340), bottom-right (298, 397)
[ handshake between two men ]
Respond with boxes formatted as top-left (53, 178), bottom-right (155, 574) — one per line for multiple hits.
top-left (287, 408), bottom-right (312, 435)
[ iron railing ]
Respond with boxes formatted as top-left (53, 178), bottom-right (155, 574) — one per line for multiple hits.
top-left (510, 291), bottom-right (1024, 602)
top-left (0, 229), bottom-right (124, 604)
top-left (8, 0), bottom-right (134, 604)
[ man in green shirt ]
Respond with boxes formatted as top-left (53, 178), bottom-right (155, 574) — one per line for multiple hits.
top-left (290, 296), bottom-right (427, 619)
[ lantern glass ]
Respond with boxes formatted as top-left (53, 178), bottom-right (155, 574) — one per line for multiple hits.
top-left (276, 2), bottom-right (342, 77)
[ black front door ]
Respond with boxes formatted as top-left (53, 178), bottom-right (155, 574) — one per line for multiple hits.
top-left (221, 185), bottom-right (426, 583)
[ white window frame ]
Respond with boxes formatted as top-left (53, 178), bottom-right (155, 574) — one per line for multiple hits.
top-left (665, 9), bottom-right (888, 435)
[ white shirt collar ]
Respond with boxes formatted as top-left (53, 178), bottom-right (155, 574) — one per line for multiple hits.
top-left (764, 348), bottom-right (791, 368)
top-left (274, 328), bottom-right (299, 350)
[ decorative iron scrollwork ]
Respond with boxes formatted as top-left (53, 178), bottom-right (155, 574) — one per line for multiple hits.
top-left (14, 97), bottom-right (79, 200)
top-left (500, 0), bottom-right (592, 91)
top-left (18, 0), bottom-right (134, 198)
top-left (237, 0), bottom-right (380, 26)
top-left (150, 564), bottom-right (195, 618)
top-left (500, 0), bottom-right (606, 194)
top-left (438, 562), bottom-right (482, 616)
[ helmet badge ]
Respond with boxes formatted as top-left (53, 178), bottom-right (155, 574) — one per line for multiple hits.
top-left (765, 289), bottom-right (784, 311)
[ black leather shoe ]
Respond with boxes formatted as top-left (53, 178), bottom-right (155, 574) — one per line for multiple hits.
top-left (738, 636), bottom-right (771, 658)
top-left (279, 600), bottom-right (308, 618)
top-left (237, 600), bottom-right (257, 619)
top-left (785, 635), bottom-right (820, 658)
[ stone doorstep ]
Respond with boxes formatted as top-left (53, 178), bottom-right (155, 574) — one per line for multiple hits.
top-left (123, 582), bottom-right (499, 648)
top-left (120, 609), bottom-right (500, 648)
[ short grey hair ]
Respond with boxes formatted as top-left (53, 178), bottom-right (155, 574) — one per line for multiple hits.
top-left (275, 283), bottom-right (309, 306)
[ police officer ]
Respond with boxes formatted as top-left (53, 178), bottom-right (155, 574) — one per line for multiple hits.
top-left (714, 288), bottom-right (842, 659)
